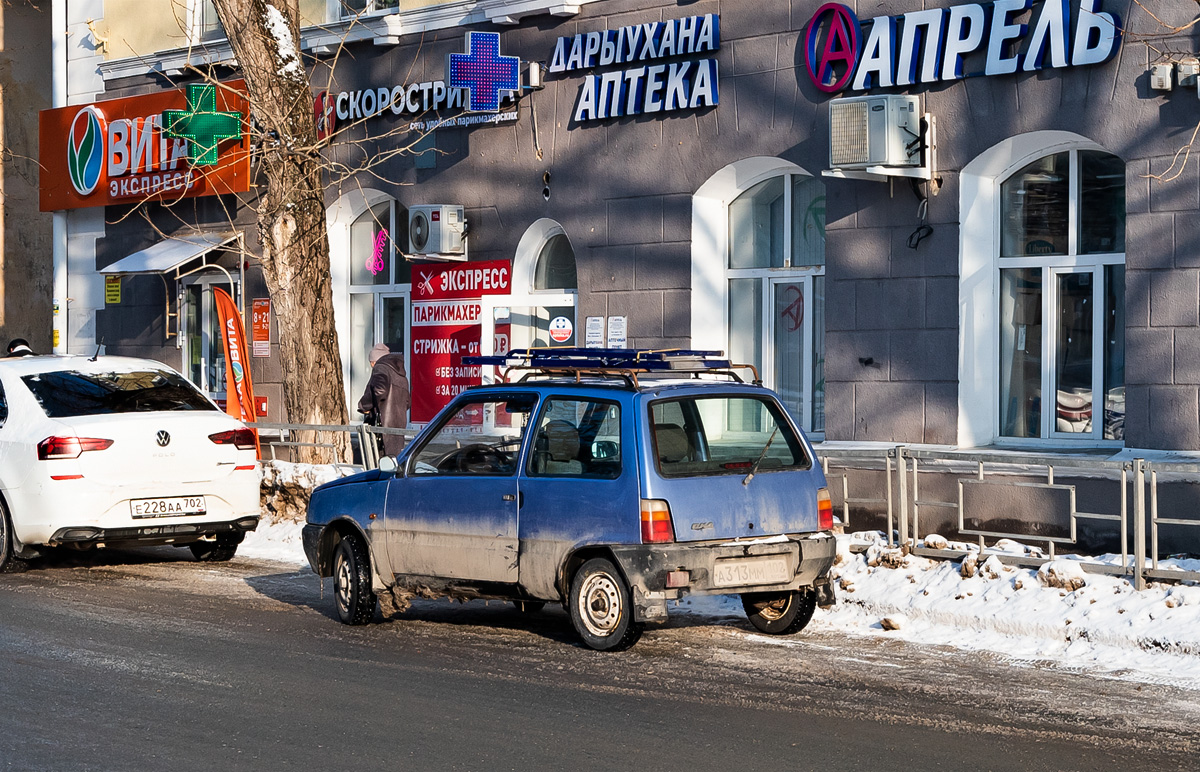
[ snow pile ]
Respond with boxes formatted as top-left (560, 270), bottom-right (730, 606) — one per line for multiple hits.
top-left (258, 459), bottom-right (353, 523)
top-left (822, 531), bottom-right (1200, 686)
top-left (1037, 559), bottom-right (1088, 591)
top-left (242, 461), bottom-right (355, 564)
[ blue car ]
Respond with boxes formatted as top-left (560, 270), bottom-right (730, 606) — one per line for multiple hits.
top-left (303, 349), bottom-right (836, 651)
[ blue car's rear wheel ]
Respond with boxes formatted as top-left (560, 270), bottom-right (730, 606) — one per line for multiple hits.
top-left (334, 535), bottom-right (376, 625)
top-left (569, 558), bottom-right (642, 651)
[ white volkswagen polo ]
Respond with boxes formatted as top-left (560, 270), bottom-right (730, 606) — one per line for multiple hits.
top-left (0, 354), bottom-right (260, 572)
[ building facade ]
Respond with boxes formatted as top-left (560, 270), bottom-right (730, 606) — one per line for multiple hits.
top-left (2, 1), bottom-right (52, 351)
top-left (42, 0), bottom-right (1200, 462)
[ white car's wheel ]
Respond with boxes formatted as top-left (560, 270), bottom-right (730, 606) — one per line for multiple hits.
top-left (0, 498), bottom-right (29, 574)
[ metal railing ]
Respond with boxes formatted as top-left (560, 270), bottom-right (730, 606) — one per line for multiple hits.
top-left (818, 446), bottom-right (900, 545)
top-left (1144, 459), bottom-right (1200, 584)
top-left (813, 445), bottom-right (1200, 590)
top-left (254, 421), bottom-right (417, 472)
top-left (900, 447), bottom-right (1137, 583)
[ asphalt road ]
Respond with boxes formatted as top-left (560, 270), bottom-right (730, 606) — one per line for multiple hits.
top-left (2, 548), bottom-right (1198, 772)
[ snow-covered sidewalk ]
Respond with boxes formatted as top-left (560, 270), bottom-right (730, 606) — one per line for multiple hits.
top-left (242, 461), bottom-right (1200, 689)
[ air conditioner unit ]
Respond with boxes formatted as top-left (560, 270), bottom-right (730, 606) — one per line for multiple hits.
top-left (824, 94), bottom-right (935, 184)
top-left (408, 204), bottom-right (466, 258)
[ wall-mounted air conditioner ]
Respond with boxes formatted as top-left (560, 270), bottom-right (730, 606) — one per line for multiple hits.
top-left (823, 94), bottom-right (936, 184)
top-left (408, 204), bottom-right (466, 259)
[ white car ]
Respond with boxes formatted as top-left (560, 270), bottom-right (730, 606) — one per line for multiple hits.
top-left (0, 354), bottom-right (260, 572)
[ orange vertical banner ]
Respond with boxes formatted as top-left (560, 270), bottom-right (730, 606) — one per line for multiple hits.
top-left (213, 287), bottom-right (260, 456)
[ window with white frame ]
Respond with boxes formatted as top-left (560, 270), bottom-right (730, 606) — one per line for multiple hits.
top-left (338, 0), bottom-right (398, 17)
top-left (997, 149), bottom-right (1125, 441)
top-left (347, 200), bottom-right (410, 413)
top-left (725, 173), bottom-right (825, 433)
top-left (196, 0), bottom-right (225, 42)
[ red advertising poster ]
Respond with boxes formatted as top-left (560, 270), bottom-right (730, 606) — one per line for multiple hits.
top-left (251, 298), bottom-right (271, 357)
top-left (410, 260), bottom-right (511, 422)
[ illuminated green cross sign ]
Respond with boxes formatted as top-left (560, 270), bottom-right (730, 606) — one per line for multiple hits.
top-left (161, 84), bottom-right (243, 166)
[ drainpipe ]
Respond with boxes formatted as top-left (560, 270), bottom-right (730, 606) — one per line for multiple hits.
top-left (51, 0), bottom-right (68, 353)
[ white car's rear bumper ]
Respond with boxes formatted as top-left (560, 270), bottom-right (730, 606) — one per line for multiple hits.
top-left (9, 468), bottom-right (261, 548)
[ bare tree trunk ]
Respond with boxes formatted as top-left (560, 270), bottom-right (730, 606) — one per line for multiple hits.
top-left (212, 0), bottom-right (349, 463)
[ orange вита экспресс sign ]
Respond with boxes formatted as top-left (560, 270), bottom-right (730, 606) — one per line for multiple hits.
top-left (39, 81), bottom-right (251, 212)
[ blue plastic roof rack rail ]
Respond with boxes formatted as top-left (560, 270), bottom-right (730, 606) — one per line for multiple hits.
top-left (464, 348), bottom-right (761, 386)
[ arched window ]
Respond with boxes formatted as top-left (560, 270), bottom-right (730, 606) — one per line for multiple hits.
top-left (533, 233), bottom-right (577, 291)
top-left (997, 150), bottom-right (1125, 441)
top-left (498, 220), bottom-right (577, 352)
top-left (725, 173), bottom-right (826, 431)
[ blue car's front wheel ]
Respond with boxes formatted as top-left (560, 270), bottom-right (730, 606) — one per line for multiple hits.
top-left (334, 535), bottom-right (376, 625)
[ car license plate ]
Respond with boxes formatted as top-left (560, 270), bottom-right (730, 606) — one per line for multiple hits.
top-left (713, 556), bottom-right (791, 588)
top-left (130, 496), bottom-right (207, 518)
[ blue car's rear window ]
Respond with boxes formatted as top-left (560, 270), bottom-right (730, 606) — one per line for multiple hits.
top-left (650, 395), bottom-right (810, 477)
top-left (22, 369), bottom-right (217, 417)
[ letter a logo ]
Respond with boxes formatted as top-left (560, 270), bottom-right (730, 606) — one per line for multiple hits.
top-left (805, 3), bottom-right (861, 94)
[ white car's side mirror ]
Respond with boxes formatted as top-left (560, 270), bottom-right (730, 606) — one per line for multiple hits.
top-left (378, 456), bottom-right (398, 474)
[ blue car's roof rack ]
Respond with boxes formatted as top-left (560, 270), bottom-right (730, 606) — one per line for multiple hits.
top-left (464, 348), bottom-right (761, 387)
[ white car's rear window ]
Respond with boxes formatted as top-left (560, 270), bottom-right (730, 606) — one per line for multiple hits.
top-left (21, 369), bottom-right (217, 417)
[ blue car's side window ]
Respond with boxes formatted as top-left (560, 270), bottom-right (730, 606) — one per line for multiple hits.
top-left (409, 395), bottom-right (536, 476)
top-left (528, 398), bottom-right (621, 479)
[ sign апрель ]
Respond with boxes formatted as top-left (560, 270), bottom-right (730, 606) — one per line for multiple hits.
top-left (804, 0), bottom-right (1120, 94)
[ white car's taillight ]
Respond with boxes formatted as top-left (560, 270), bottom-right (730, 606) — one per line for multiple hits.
top-left (208, 427), bottom-right (257, 450)
top-left (37, 436), bottom-right (114, 460)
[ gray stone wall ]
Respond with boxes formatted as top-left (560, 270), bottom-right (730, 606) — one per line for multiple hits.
top-left (0, 2), bottom-right (52, 351)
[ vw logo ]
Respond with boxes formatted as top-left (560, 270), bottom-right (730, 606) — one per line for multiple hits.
top-left (156, 430), bottom-right (171, 447)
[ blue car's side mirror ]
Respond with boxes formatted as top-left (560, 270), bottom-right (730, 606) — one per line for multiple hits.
top-left (379, 456), bottom-right (398, 474)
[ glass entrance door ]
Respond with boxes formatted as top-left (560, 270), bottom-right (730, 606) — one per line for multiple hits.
top-left (727, 275), bottom-right (823, 432)
top-left (348, 290), bottom-right (410, 416)
top-left (1051, 268), bottom-right (1096, 438)
top-left (770, 277), bottom-right (818, 432)
top-left (183, 276), bottom-right (238, 400)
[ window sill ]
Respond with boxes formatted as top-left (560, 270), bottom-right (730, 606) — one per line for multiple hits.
top-left (96, 0), bottom-right (587, 82)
